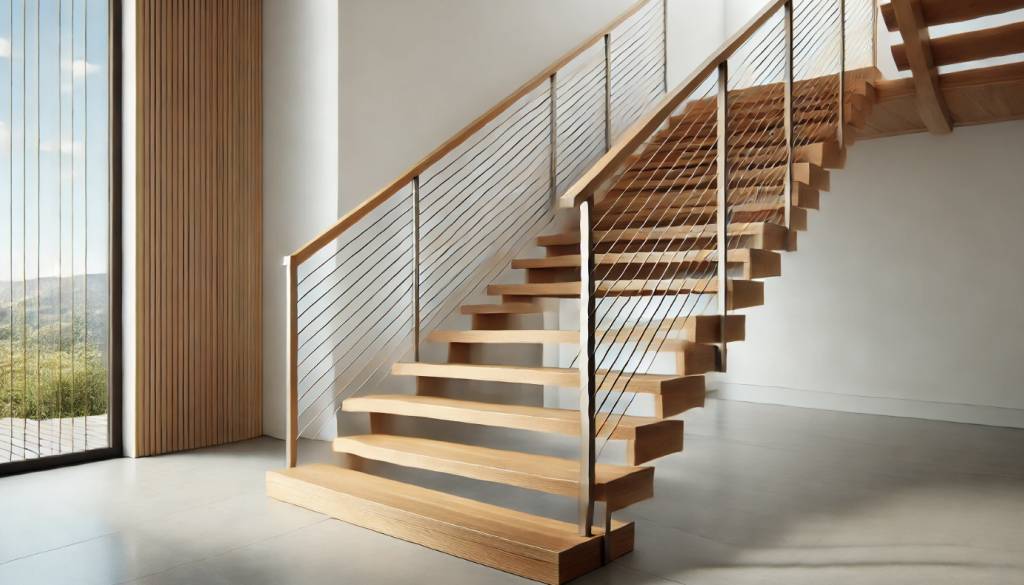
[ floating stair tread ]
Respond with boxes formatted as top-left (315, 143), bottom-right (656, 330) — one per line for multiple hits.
top-left (513, 249), bottom-right (776, 269)
top-left (267, 464), bottom-right (632, 584)
top-left (538, 222), bottom-right (780, 247)
top-left (424, 327), bottom-right (741, 349)
top-left (391, 362), bottom-right (705, 395)
top-left (333, 435), bottom-right (653, 509)
top-left (426, 329), bottom-right (579, 344)
top-left (460, 302), bottom-right (542, 315)
top-left (488, 278), bottom-right (763, 299)
top-left (342, 395), bottom-right (682, 441)
top-left (598, 314), bottom-right (746, 345)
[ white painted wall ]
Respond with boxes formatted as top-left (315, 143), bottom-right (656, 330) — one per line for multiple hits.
top-left (262, 0), bottom-right (341, 440)
top-left (264, 0), bottom-right (712, 439)
top-left (336, 0), bottom-right (635, 227)
top-left (718, 120), bottom-right (1024, 428)
top-left (666, 0), bottom-right (727, 87)
top-left (122, 0), bottom-right (137, 457)
top-left (261, 1), bottom-right (1024, 440)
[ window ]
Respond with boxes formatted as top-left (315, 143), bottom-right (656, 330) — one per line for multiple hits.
top-left (1, 0), bottom-right (114, 466)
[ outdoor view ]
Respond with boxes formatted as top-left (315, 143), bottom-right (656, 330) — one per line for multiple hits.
top-left (0, 0), bottom-right (109, 463)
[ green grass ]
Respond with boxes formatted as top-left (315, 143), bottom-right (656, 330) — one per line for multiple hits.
top-left (0, 349), bottom-right (108, 420)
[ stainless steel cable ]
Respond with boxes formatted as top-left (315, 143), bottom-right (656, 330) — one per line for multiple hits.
top-left (582, 13), bottom-right (794, 445)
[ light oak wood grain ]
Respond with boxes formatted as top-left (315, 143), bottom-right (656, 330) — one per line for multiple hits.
top-left (892, 0), bottom-right (954, 134)
top-left (881, 0), bottom-right (1024, 32)
top-left (331, 435), bottom-right (654, 511)
top-left (267, 465), bottom-right (634, 584)
top-left (136, 0), bottom-right (262, 456)
top-left (342, 395), bottom-right (685, 459)
top-left (391, 362), bottom-right (706, 396)
top-left (892, 21), bottom-right (1024, 71)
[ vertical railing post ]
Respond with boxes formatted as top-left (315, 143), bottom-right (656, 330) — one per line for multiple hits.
top-left (411, 177), bottom-right (421, 362)
top-left (838, 0), bottom-right (846, 146)
top-left (285, 256), bottom-right (299, 468)
top-left (716, 61), bottom-right (729, 373)
top-left (578, 196), bottom-right (596, 538)
top-left (662, 0), bottom-right (668, 94)
top-left (784, 1), bottom-right (794, 233)
top-left (604, 34), bottom-right (612, 151)
top-left (872, 0), bottom-right (879, 69)
top-left (550, 73), bottom-right (558, 207)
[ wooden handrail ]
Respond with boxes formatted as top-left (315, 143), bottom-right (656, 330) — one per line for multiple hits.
top-left (289, 0), bottom-right (657, 266)
top-left (559, 0), bottom-right (789, 209)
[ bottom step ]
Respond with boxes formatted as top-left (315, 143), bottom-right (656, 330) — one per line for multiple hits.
top-left (267, 464), bottom-right (634, 585)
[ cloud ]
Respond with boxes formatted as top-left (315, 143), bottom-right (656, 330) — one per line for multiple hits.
top-left (40, 140), bottom-right (83, 155)
top-left (0, 38), bottom-right (10, 58)
top-left (71, 59), bottom-right (100, 77)
top-left (59, 61), bottom-right (102, 93)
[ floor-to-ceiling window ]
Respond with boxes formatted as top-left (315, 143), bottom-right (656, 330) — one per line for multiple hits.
top-left (1, 0), bottom-right (118, 470)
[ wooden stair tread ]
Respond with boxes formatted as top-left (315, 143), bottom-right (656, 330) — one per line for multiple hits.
top-left (460, 302), bottom-right (541, 315)
top-left (538, 222), bottom-right (783, 247)
top-left (425, 318), bottom-right (745, 346)
top-left (513, 249), bottom-right (777, 269)
top-left (392, 362), bottom-right (706, 395)
top-left (267, 464), bottom-right (633, 584)
top-left (488, 278), bottom-right (763, 298)
top-left (426, 329), bottom-right (579, 344)
top-left (333, 434), bottom-right (653, 509)
top-left (342, 395), bottom-right (682, 442)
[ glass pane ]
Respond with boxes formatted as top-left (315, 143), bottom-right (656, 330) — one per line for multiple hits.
top-left (1, 0), bottom-right (109, 464)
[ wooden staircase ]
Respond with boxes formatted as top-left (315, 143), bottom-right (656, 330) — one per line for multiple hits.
top-left (269, 53), bottom-right (877, 584)
top-left (264, 0), bottom-right (1024, 581)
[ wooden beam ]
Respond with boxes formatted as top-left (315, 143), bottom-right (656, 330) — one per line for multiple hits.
top-left (881, 0), bottom-right (1024, 32)
top-left (892, 20), bottom-right (1024, 71)
top-left (892, 0), bottom-right (953, 134)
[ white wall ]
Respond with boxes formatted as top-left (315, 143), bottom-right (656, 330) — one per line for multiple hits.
top-left (718, 120), bottom-right (1024, 428)
top-left (666, 0), bottom-right (727, 87)
top-left (336, 0), bottom-right (637, 226)
top-left (262, 0), bottom-right (341, 440)
top-left (122, 0), bottom-right (137, 457)
top-left (264, 0), bottom-right (687, 439)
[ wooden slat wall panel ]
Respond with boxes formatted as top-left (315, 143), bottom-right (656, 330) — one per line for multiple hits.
top-left (136, 0), bottom-right (263, 456)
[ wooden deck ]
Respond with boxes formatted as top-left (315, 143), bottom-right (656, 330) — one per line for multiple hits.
top-left (0, 415), bottom-right (109, 462)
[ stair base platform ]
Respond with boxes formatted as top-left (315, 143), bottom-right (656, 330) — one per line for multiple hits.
top-left (267, 464), bottom-right (634, 584)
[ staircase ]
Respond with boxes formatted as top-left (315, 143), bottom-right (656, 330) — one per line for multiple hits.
top-left (267, 1), bottom-right (1024, 583)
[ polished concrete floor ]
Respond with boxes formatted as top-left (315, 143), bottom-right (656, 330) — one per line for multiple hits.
top-left (1, 398), bottom-right (1023, 585)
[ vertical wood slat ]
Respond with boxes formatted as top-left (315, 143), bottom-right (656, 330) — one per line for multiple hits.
top-left (135, 0), bottom-right (263, 456)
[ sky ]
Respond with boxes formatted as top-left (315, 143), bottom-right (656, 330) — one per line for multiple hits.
top-left (0, 0), bottom-right (108, 282)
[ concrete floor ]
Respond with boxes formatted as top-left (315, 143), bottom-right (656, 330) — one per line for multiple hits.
top-left (1, 398), bottom-right (1023, 585)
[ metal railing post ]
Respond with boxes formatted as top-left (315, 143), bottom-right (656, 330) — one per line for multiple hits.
top-left (784, 1), bottom-right (794, 233)
top-left (604, 34), bottom-right (612, 151)
top-left (873, 0), bottom-right (879, 69)
top-left (662, 0), bottom-right (668, 94)
top-left (578, 196), bottom-right (596, 538)
top-left (838, 0), bottom-right (846, 146)
top-left (716, 61), bottom-right (729, 373)
top-left (411, 176), bottom-right (421, 362)
top-left (550, 73), bottom-right (558, 207)
top-left (285, 256), bottom-right (299, 468)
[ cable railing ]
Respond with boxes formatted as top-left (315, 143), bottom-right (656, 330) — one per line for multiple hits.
top-left (282, 0), bottom-right (668, 467)
top-left (560, 0), bottom-right (874, 536)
